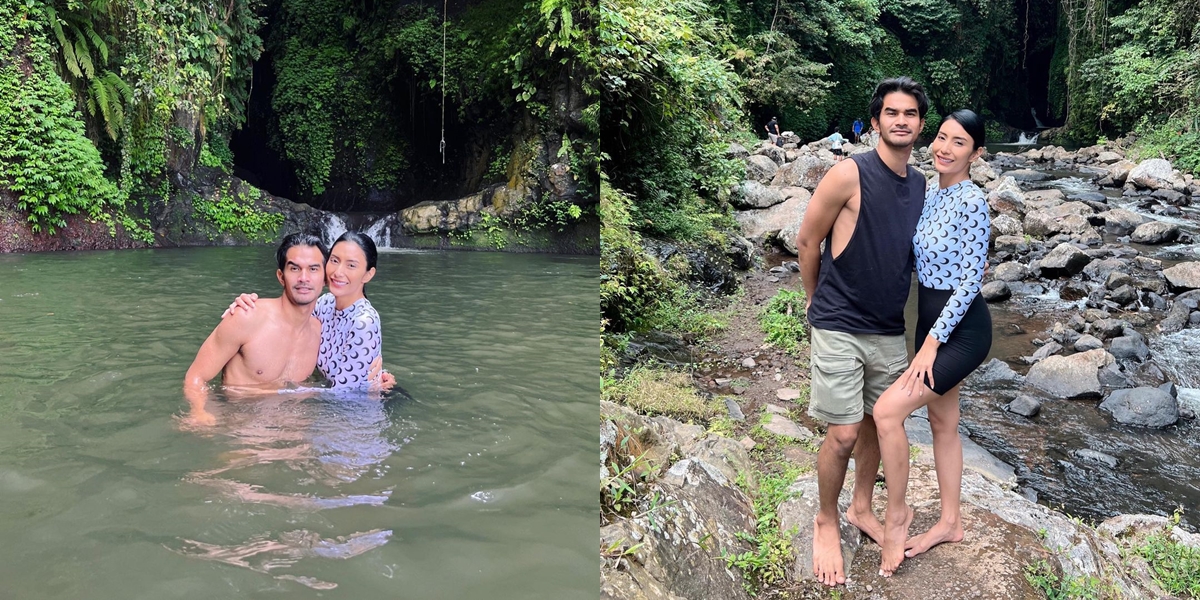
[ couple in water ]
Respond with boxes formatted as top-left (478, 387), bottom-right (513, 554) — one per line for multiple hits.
top-left (797, 77), bottom-right (992, 583)
top-left (182, 231), bottom-right (393, 427)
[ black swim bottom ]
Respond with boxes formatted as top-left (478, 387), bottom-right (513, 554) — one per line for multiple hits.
top-left (832, 148), bottom-right (843, 156)
top-left (914, 286), bottom-right (992, 395)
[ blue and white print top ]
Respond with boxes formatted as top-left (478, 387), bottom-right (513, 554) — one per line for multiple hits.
top-left (312, 293), bottom-right (382, 388)
top-left (913, 179), bottom-right (990, 343)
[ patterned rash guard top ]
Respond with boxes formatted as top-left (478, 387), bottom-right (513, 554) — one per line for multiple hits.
top-left (913, 179), bottom-right (990, 344)
top-left (312, 293), bottom-right (382, 388)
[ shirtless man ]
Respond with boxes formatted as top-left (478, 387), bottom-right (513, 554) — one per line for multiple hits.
top-left (796, 77), bottom-right (929, 586)
top-left (182, 233), bottom-right (328, 426)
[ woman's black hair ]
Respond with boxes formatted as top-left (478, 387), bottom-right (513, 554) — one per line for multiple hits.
top-left (943, 109), bottom-right (986, 150)
top-left (331, 231), bottom-right (378, 297)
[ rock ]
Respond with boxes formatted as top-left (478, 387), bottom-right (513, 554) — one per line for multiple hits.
top-left (1107, 284), bottom-right (1139, 306)
top-left (726, 234), bottom-right (756, 270)
top-left (1130, 221), bottom-right (1179, 244)
top-left (1059, 281), bottom-right (1091, 301)
top-left (1006, 395), bottom-right (1041, 417)
top-left (1024, 189), bottom-right (1067, 207)
top-left (757, 143), bottom-right (787, 166)
top-left (1072, 449), bottom-right (1118, 469)
top-left (1092, 318), bottom-right (1130, 340)
top-left (1024, 209), bottom-right (1090, 239)
top-left (1132, 256), bottom-right (1161, 270)
top-left (970, 160), bottom-right (998, 186)
top-left (741, 357), bottom-right (757, 369)
top-left (400, 193), bottom-right (485, 233)
top-left (731, 181), bottom-right (785, 209)
top-left (778, 476), bottom-right (863, 585)
top-left (762, 414), bottom-right (813, 440)
top-left (993, 262), bottom-right (1028, 282)
top-left (1097, 363), bottom-right (1132, 388)
top-left (1158, 381), bottom-right (1177, 399)
top-left (1128, 158), bottom-right (1176, 190)
top-left (1107, 159), bottom-right (1137, 185)
top-left (994, 235), bottom-right (1029, 254)
top-left (1105, 271), bottom-right (1133, 290)
top-left (1025, 349), bottom-right (1113, 398)
top-left (1006, 168), bottom-right (1051, 182)
top-left (981, 280), bottom-right (1011, 302)
top-left (1069, 191), bottom-right (1108, 203)
top-left (1074, 334), bottom-right (1104, 351)
top-left (969, 358), bottom-right (1025, 386)
top-left (727, 142), bottom-right (749, 159)
top-left (987, 183), bottom-right (1026, 218)
top-left (991, 214), bottom-right (1024, 240)
top-left (1151, 189), bottom-right (1187, 206)
top-left (1110, 335), bottom-right (1150, 362)
top-left (1026, 341), bottom-right (1063, 364)
top-left (1038, 243), bottom-right (1092, 278)
top-left (1164, 262), bottom-right (1200, 291)
top-left (725, 398), bottom-right (745, 422)
top-left (1095, 151), bottom-right (1123, 164)
top-left (1099, 388), bottom-right (1179, 428)
top-left (776, 388), bottom-right (802, 401)
top-left (1082, 258), bottom-right (1130, 283)
top-left (1097, 209), bottom-right (1145, 235)
top-left (745, 155), bottom-right (779, 183)
top-left (734, 189), bottom-right (811, 241)
top-left (770, 155), bottom-right (829, 190)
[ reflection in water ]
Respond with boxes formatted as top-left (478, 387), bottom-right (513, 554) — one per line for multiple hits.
top-left (170, 390), bottom-right (407, 589)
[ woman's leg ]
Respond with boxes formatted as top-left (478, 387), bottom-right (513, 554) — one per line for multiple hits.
top-left (904, 385), bottom-right (965, 558)
top-left (872, 378), bottom-right (943, 576)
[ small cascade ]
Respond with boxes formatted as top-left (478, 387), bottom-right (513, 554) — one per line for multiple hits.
top-left (364, 216), bottom-right (394, 249)
top-left (1149, 329), bottom-right (1200, 388)
top-left (1030, 107), bottom-right (1046, 129)
top-left (1015, 131), bottom-right (1040, 145)
top-left (320, 213), bottom-right (348, 247)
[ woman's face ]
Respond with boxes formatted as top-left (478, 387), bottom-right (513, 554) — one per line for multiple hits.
top-left (326, 241), bottom-right (375, 299)
top-left (930, 118), bottom-right (983, 178)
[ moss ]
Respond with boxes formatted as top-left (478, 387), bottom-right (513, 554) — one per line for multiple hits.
top-left (601, 366), bottom-right (719, 422)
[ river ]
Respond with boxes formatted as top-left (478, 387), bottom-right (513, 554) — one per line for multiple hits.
top-left (0, 247), bottom-right (597, 598)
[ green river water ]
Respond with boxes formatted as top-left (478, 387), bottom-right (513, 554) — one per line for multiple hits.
top-left (0, 247), bottom-right (597, 599)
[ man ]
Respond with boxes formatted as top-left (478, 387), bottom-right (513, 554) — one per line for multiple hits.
top-left (795, 77), bottom-right (929, 587)
top-left (852, 118), bottom-right (863, 143)
top-left (765, 116), bottom-right (781, 146)
top-left (183, 232), bottom-right (328, 426)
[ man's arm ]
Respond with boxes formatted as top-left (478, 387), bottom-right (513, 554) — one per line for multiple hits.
top-left (796, 160), bottom-right (858, 309)
top-left (182, 313), bottom-right (254, 425)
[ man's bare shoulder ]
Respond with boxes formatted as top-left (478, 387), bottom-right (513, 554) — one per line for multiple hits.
top-left (220, 297), bottom-right (281, 332)
top-left (811, 157), bottom-right (861, 206)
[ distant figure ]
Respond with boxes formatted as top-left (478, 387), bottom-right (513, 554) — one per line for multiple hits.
top-left (853, 118), bottom-right (864, 143)
top-left (826, 127), bottom-right (847, 161)
top-left (765, 116), bottom-right (782, 146)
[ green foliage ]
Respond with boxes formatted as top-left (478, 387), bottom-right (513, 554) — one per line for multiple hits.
top-left (601, 365), bottom-right (719, 421)
top-left (0, 3), bottom-right (119, 234)
top-left (1136, 532), bottom-right (1200, 597)
top-left (1024, 560), bottom-right (1108, 600)
top-left (724, 465), bottom-right (803, 590)
top-left (1130, 116), bottom-right (1200, 176)
top-left (199, 135), bottom-right (235, 171)
top-left (758, 289), bottom-right (807, 355)
top-left (193, 186), bottom-right (284, 242)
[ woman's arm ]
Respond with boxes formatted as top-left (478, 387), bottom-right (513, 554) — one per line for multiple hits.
top-left (928, 190), bottom-right (990, 343)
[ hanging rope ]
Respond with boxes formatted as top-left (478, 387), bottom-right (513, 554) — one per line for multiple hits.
top-left (440, 0), bottom-right (447, 165)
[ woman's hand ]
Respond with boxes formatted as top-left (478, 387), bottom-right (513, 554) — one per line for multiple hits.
top-left (368, 356), bottom-right (396, 394)
top-left (900, 335), bottom-right (940, 396)
top-left (220, 293), bottom-right (259, 319)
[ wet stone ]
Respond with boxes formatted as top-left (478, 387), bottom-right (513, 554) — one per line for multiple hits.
top-left (1006, 395), bottom-right (1042, 417)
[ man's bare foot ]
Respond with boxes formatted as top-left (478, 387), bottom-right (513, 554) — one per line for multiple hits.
top-left (904, 519), bottom-right (964, 558)
top-left (879, 505), bottom-right (913, 577)
top-left (812, 515), bottom-right (846, 586)
top-left (845, 505), bottom-right (884, 544)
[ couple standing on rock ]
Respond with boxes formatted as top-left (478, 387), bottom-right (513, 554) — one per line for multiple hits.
top-left (796, 77), bottom-right (993, 583)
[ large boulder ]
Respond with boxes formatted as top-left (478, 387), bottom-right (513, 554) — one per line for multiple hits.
top-left (993, 261), bottom-right (1028, 282)
top-left (745, 155), bottom-right (779, 183)
top-left (757, 143), bottom-right (787, 166)
top-left (1024, 189), bottom-right (1067, 210)
top-left (1097, 209), bottom-right (1145, 235)
top-left (970, 160), bottom-right (999, 186)
top-left (1094, 151), bottom-right (1123, 164)
top-left (771, 155), bottom-right (830, 190)
top-left (1129, 221), bottom-right (1179, 245)
top-left (1099, 388), bottom-right (1179, 428)
top-left (986, 177), bottom-right (1026, 218)
top-left (991, 214), bottom-right (1024, 240)
top-left (1163, 262), bottom-right (1200, 291)
top-left (400, 193), bottom-right (484, 233)
top-left (1107, 160), bottom-right (1137, 185)
top-left (1110, 335), bottom-right (1150, 361)
top-left (1127, 158), bottom-right (1177, 190)
top-left (981, 281), bottom-right (1012, 302)
top-left (1006, 168), bottom-right (1051, 182)
top-left (1025, 349), bottom-right (1113, 398)
top-left (731, 181), bottom-right (785, 209)
top-left (1037, 243), bottom-right (1093, 277)
top-left (734, 188), bottom-right (810, 240)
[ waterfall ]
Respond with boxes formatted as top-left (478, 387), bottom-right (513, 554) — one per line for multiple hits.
top-left (364, 216), bottom-right (393, 249)
top-left (320, 213), bottom-right (348, 247)
top-left (1015, 132), bottom-right (1040, 145)
top-left (1030, 107), bottom-right (1046, 129)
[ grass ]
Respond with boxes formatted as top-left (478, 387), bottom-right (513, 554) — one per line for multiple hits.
top-left (1136, 532), bottom-right (1200, 597)
top-left (1024, 560), bottom-right (1110, 599)
top-left (758, 289), bottom-right (808, 355)
top-left (725, 464), bottom-right (805, 591)
top-left (601, 365), bottom-right (719, 422)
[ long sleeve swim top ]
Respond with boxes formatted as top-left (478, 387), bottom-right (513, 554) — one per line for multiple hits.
top-left (913, 180), bottom-right (990, 343)
top-left (312, 293), bottom-right (382, 388)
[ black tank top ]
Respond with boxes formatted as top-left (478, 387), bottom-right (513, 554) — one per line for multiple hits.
top-left (807, 150), bottom-right (926, 335)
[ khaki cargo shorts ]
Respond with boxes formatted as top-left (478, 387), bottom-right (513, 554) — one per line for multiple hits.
top-left (808, 327), bottom-right (908, 425)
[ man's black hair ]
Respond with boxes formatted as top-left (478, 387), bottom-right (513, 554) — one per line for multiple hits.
top-left (868, 77), bottom-right (929, 122)
top-left (943, 109), bottom-right (986, 150)
top-left (276, 232), bottom-right (329, 271)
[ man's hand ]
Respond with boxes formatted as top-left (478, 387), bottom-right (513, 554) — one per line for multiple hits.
top-left (221, 293), bottom-right (259, 319)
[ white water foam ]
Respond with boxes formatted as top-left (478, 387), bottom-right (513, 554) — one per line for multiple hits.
top-left (1149, 329), bottom-right (1200, 388)
top-left (321, 213), bottom-right (348, 248)
top-left (1016, 131), bottom-right (1040, 145)
top-left (364, 217), bottom-right (392, 249)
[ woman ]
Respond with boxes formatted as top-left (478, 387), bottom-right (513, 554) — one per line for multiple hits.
top-left (873, 110), bottom-right (992, 577)
top-left (226, 231), bottom-right (392, 390)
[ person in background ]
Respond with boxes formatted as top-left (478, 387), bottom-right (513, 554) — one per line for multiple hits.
top-left (827, 126), bottom-right (847, 162)
top-left (853, 118), bottom-right (864, 143)
top-left (765, 116), bottom-right (782, 146)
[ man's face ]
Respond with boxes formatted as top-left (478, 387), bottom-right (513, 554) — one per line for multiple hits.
top-left (871, 91), bottom-right (924, 150)
top-left (276, 245), bottom-right (325, 307)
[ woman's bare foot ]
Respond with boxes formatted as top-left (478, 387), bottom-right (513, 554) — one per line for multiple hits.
top-left (879, 505), bottom-right (913, 577)
top-left (813, 515), bottom-right (846, 586)
top-left (904, 518), bottom-right (963, 558)
top-left (845, 505), bottom-right (884, 544)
